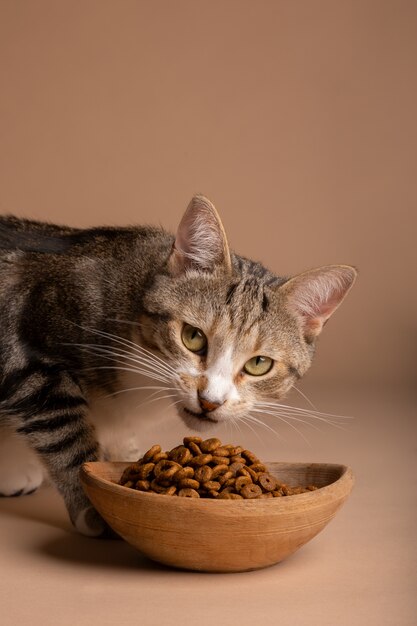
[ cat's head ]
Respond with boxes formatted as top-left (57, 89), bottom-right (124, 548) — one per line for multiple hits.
top-left (139, 195), bottom-right (356, 431)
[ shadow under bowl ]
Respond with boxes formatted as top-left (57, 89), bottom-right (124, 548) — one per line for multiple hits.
top-left (80, 461), bottom-right (354, 573)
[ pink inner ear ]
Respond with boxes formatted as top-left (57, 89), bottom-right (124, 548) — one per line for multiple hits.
top-left (288, 267), bottom-right (356, 337)
top-left (169, 195), bottom-right (231, 275)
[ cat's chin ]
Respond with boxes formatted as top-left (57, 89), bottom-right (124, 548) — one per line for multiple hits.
top-left (179, 407), bottom-right (219, 432)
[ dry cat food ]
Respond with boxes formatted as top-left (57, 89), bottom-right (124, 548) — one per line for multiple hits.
top-left (118, 437), bottom-right (318, 499)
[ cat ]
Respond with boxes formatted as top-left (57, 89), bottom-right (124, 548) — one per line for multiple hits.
top-left (0, 195), bottom-right (356, 536)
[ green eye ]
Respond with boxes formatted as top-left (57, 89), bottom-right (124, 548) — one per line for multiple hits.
top-left (181, 324), bottom-right (207, 354)
top-left (243, 356), bottom-right (273, 376)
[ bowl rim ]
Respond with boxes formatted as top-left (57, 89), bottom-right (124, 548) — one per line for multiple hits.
top-left (81, 460), bottom-right (354, 511)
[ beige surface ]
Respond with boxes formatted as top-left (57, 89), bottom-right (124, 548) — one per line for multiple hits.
top-left (0, 386), bottom-right (416, 626)
top-left (0, 2), bottom-right (416, 625)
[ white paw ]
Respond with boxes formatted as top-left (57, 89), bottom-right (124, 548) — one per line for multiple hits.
top-left (0, 431), bottom-right (44, 496)
top-left (103, 438), bottom-right (142, 462)
top-left (74, 507), bottom-right (107, 537)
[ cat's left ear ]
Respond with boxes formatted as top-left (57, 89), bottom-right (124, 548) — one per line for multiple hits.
top-left (168, 195), bottom-right (232, 275)
top-left (279, 265), bottom-right (357, 341)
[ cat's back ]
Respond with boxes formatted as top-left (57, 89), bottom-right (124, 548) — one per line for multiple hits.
top-left (0, 213), bottom-right (174, 297)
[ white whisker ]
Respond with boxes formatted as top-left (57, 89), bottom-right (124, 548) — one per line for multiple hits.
top-left (81, 364), bottom-right (169, 384)
top-left (253, 406), bottom-right (348, 431)
top-left (238, 415), bottom-right (267, 446)
top-left (291, 385), bottom-right (318, 410)
top-left (133, 392), bottom-right (178, 412)
top-left (164, 399), bottom-right (183, 412)
top-left (256, 400), bottom-right (353, 421)
top-left (252, 408), bottom-right (323, 432)
top-left (102, 385), bottom-right (177, 400)
top-left (69, 342), bottom-right (173, 381)
top-left (78, 323), bottom-right (177, 377)
top-left (243, 413), bottom-right (286, 441)
top-left (251, 409), bottom-right (312, 446)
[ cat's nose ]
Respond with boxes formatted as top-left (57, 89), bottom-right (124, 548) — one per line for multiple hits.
top-left (198, 392), bottom-right (224, 412)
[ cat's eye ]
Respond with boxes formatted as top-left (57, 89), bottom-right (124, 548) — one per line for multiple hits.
top-left (243, 356), bottom-right (273, 376)
top-left (181, 324), bottom-right (207, 354)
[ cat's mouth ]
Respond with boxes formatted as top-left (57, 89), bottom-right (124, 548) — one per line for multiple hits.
top-left (183, 407), bottom-right (218, 424)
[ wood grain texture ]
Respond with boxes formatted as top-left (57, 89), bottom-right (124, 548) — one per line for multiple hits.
top-left (80, 461), bottom-right (354, 572)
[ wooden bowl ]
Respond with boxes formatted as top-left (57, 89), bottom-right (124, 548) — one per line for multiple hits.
top-left (80, 461), bottom-right (354, 573)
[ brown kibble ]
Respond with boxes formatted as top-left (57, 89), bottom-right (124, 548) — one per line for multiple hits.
top-left (143, 444), bottom-right (162, 463)
top-left (202, 480), bottom-right (221, 491)
top-left (154, 460), bottom-right (181, 478)
top-left (188, 441), bottom-right (203, 456)
top-left (157, 478), bottom-right (173, 487)
top-left (218, 486), bottom-right (235, 495)
top-left (138, 462), bottom-right (155, 480)
top-left (246, 466), bottom-right (259, 482)
top-left (250, 463), bottom-right (267, 473)
top-left (257, 473), bottom-right (278, 492)
top-left (200, 438), bottom-right (222, 453)
top-left (119, 439), bottom-right (317, 499)
top-left (178, 488), bottom-right (200, 498)
top-left (213, 446), bottom-right (230, 457)
top-left (228, 446), bottom-right (244, 456)
top-left (178, 478), bottom-right (200, 490)
top-left (211, 464), bottom-right (230, 478)
top-left (218, 471), bottom-right (234, 486)
top-left (135, 480), bottom-right (150, 491)
top-left (194, 465), bottom-right (213, 483)
top-left (211, 455), bottom-right (230, 465)
top-left (218, 492), bottom-right (243, 500)
top-left (242, 450), bottom-right (259, 464)
top-left (183, 436), bottom-right (202, 446)
top-left (169, 445), bottom-right (192, 465)
top-left (189, 453), bottom-right (213, 466)
top-left (150, 479), bottom-right (168, 494)
top-left (159, 467), bottom-right (182, 481)
top-left (229, 462), bottom-right (245, 475)
top-left (235, 476), bottom-right (252, 491)
top-left (237, 467), bottom-right (251, 479)
top-left (120, 466), bottom-right (136, 484)
top-left (241, 484), bottom-right (262, 499)
top-left (230, 455), bottom-right (246, 464)
top-left (152, 452), bottom-right (169, 463)
top-left (174, 466), bottom-right (195, 481)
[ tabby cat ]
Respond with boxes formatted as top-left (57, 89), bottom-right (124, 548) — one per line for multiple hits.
top-left (0, 196), bottom-right (356, 535)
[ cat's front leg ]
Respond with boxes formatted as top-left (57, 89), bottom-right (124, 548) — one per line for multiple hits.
top-left (1, 366), bottom-right (108, 537)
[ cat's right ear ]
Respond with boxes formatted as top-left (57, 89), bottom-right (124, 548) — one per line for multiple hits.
top-left (168, 195), bottom-right (232, 276)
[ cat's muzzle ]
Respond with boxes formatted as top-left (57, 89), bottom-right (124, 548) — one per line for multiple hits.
top-left (183, 407), bottom-right (218, 424)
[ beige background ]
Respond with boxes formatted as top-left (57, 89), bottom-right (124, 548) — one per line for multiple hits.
top-left (0, 2), bottom-right (415, 625)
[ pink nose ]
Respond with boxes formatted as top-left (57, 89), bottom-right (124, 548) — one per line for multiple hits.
top-left (198, 394), bottom-right (223, 412)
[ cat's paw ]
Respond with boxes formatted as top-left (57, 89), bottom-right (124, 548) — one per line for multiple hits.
top-left (0, 436), bottom-right (44, 497)
top-left (74, 506), bottom-right (114, 538)
top-left (102, 439), bottom-right (142, 462)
